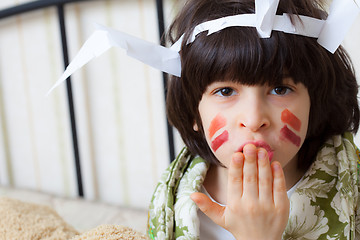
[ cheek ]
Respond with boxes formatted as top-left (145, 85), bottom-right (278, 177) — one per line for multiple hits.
top-left (280, 109), bottom-right (303, 147)
top-left (207, 114), bottom-right (228, 152)
top-left (208, 114), bottom-right (227, 138)
top-left (280, 126), bottom-right (301, 147)
top-left (281, 109), bottom-right (301, 131)
top-left (211, 130), bottom-right (229, 152)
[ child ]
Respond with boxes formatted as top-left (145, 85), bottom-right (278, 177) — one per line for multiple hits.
top-left (147, 0), bottom-right (360, 239)
top-left (48, 0), bottom-right (360, 238)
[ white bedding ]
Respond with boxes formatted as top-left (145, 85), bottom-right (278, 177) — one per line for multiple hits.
top-left (0, 186), bottom-right (148, 234)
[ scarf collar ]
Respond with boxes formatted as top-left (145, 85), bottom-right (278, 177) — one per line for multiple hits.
top-left (148, 133), bottom-right (360, 239)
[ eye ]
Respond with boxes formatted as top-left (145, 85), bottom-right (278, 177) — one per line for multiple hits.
top-left (270, 86), bottom-right (293, 96)
top-left (214, 87), bottom-right (236, 97)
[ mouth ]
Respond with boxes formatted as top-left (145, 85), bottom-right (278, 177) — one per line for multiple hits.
top-left (237, 141), bottom-right (274, 161)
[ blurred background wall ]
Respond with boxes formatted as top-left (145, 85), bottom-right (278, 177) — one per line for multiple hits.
top-left (0, 0), bottom-right (359, 210)
top-left (0, 0), bottom-right (185, 209)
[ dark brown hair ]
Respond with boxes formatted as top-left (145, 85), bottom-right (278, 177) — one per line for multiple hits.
top-left (166, 0), bottom-right (359, 171)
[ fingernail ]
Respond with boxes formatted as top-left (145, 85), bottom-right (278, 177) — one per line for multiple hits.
top-left (273, 162), bottom-right (282, 171)
top-left (243, 144), bottom-right (256, 156)
top-left (258, 149), bottom-right (267, 159)
top-left (232, 153), bottom-right (243, 165)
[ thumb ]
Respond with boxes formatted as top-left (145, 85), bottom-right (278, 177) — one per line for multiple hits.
top-left (190, 192), bottom-right (225, 226)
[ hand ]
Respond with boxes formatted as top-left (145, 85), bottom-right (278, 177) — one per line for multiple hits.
top-left (191, 144), bottom-right (290, 240)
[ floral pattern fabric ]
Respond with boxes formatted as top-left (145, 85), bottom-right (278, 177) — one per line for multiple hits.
top-left (148, 133), bottom-right (360, 239)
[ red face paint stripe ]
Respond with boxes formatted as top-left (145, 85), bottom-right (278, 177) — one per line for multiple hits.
top-left (280, 125), bottom-right (301, 147)
top-left (211, 130), bottom-right (229, 152)
top-left (281, 109), bottom-right (301, 131)
top-left (209, 114), bottom-right (226, 138)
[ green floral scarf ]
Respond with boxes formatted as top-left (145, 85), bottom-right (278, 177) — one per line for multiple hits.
top-left (148, 133), bottom-right (360, 239)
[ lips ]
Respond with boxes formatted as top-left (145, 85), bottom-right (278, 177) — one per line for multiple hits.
top-left (237, 141), bottom-right (274, 161)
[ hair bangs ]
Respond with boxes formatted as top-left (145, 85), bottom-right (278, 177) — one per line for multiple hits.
top-left (181, 27), bottom-right (289, 94)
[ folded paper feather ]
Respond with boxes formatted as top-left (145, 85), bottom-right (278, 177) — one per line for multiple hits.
top-left (47, 0), bottom-right (359, 95)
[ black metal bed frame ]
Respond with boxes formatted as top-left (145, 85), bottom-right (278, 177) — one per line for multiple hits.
top-left (0, 0), bottom-right (175, 198)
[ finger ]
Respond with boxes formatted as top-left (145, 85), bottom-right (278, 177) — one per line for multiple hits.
top-left (271, 162), bottom-right (289, 208)
top-left (191, 192), bottom-right (225, 227)
top-left (257, 148), bottom-right (273, 203)
top-left (242, 144), bottom-right (259, 199)
top-left (227, 152), bottom-right (244, 203)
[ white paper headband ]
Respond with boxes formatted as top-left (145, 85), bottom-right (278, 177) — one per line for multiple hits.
top-left (47, 0), bottom-right (360, 95)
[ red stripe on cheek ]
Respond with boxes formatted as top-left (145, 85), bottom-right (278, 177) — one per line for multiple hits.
top-left (211, 130), bottom-right (229, 152)
top-left (281, 109), bottom-right (301, 131)
top-left (209, 114), bottom-right (226, 138)
top-left (280, 125), bottom-right (301, 147)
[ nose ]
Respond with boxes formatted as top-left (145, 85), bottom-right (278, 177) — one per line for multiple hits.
top-left (237, 94), bottom-right (270, 132)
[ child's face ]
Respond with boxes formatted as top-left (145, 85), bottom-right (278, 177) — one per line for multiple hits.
top-left (195, 77), bottom-right (310, 170)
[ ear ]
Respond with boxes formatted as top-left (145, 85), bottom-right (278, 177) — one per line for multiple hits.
top-left (193, 122), bottom-right (199, 131)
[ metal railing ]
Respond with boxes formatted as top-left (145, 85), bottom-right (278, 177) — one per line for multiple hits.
top-left (0, 0), bottom-right (174, 198)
